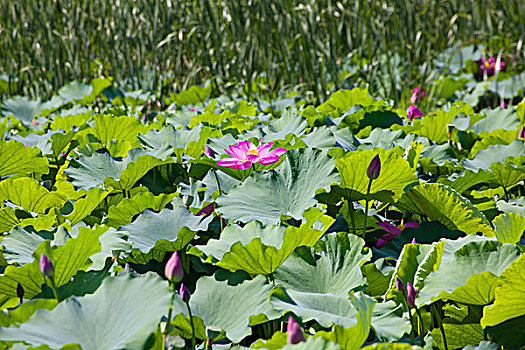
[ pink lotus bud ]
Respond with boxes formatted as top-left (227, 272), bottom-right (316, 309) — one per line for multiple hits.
top-left (204, 145), bottom-right (215, 158)
top-left (404, 222), bottom-right (419, 229)
top-left (31, 119), bottom-right (39, 126)
top-left (376, 238), bottom-right (388, 248)
top-left (366, 154), bottom-right (381, 180)
top-left (407, 105), bottom-right (424, 122)
top-left (411, 238), bottom-right (417, 244)
top-left (179, 283), bottom-right (191, 302)
top-left (17, 283), bottom-right (24, 304)
top-left (165, 252), bottom-right (184, 283)
top-left (287, 316), bottom-right (306, 344)
top-left (40, 254), bottom-right (54, 279)
top-left (406, 282), bottom-right (418, 308)
top-left (500, 101), bottom-right (506, 109)
top-left (197, 202), bottom-right (215, 216)
top-left (519, 126), bottom-right (525, 140)
top-left (395, 277), bottom-right (405, 292)
top-left (190, 107), bottom-right (196, 112)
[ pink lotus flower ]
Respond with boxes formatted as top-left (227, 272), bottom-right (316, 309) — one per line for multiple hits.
top-left (410, 86), bottom-right (426, 104)
top-left (287, 316), bottom-right (306, 344)
top-left (479, 57), bottom-right (505, 77)
top-left (376, 221), bottom-right (419, 248)
top-left (407, 105), bottom-right (423, 122)
top-left (406, 282), bottom-right (418, 308)
top-left (216, 139), bottom-right (286, 170)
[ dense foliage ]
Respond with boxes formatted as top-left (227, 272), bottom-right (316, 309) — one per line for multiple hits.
top-left (1, 0), bottom-right (525, 103)
top-left (0, 44), bottom-right (525, 350)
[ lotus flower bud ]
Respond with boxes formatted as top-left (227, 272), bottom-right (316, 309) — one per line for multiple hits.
top-left (518, 126), bottom-right (525, 140)
top-left (500, 100), bottom-right (506, 109)
top-left (180, 283), bottom-right (191, 302)
top-left (366, 154), bottom-right (381, 180)
top-left (411, 238), bottom-right (417, 244)
top-left (165, 252), bottom-right (184, 283)
top-left (407, 105), bottom-right (424, 122)
top-left (406, 282), bottom-right (418, 308)
top-left (204, 145), bottom-right (215, 158)
top-left (197, 202), bottom-right (215, 216)
top-left (395, 277), bottom-right (405, 292)
top-left (40, 253), bottom-right (54, 279)
top-left (16, 283), bottom-right (24, 303)
top-left (287, 316), bottom-right (306, 344)
top-left (376, 238), bottom-right (388, 248)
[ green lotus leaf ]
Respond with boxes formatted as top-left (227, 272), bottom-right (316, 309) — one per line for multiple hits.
top-left (362, 343), bottom-right (423, 350)
top-left (262, 109), bottom-right (308, 141)
top-left (430, 304), bottom-right (484, 349)
top-left (362, 259), bottom-right (394, 297)
top-left (63, 187), bottom-right (109, 226)
top-left (1, 226), bottom-right (48, 265)
top-left (273, 233), bottom-right (370, 296)
top-left (393, 237), bottom-right (520, 306)
top-left (301, 126), bottom-right (336, 150)
top-left (0, 177), bottom-right (68, 214)
top-left (184, 274), bottom-right (280, 343)
top-left (66, 149), bottom-right (174, 191)
top-left (0, 299), bottom-right (57, 328)
top-left (0, 224), bottom-right (103, 298)
top-left (470, 108), bottom-right (520, 133)
top-left (481, 253), bottom-right (525, 328)
top-left (315, 292), bottom-right (376, 350)
top-left (270, 288), bottom-right (357, 328)
top-left (58, 78), bottom-right (111, 105)
top-left (50, 106), bottom-right (92, 131)
top-left (492, 212), bottom-right (525, 244)
top-left (174, 84), bottom-right (211, 106)
top-left (139, 125), bottom-right (211, 159)
top-left (356, 128), bottom-right (404, 149)
top-left (0, 140), bottom-right (49, 178)
top-left (105, 191), bottom-right (177, 227)
top-left (317, 88), bottom-right (382, 119)
top-left (1, 96), bottom-right (62, 123)
top-left (487, 71), bottom-right (525, 99)
top-left (464, 341), bottom-right (500, 350)
top-left (438, 170), bottom-right (496, 195)
top-left (281, 337), bottom-right (342, 350)
top-left (397, 104), bottom-right (471, 144)
top-left (194, 207), bottom-right (334, 275)
top-left (216, 148), bottom-right (339, 225)
top-left (0, 273), bottom-right (171, 350)
top-left (0, 207), bottom-right (21, 233)
top-left (90, 114), bottom-right (150, 148)
top-left (122, 197), bottom-right (212, 254)
top-left (336, 147), bottom-right (418, 202)
top-left (396, 183), bottom-right (493, 236)
top-left (463, 140), bottom-right (525, 169)
top-left (371, 301), bottom-right (410, 342)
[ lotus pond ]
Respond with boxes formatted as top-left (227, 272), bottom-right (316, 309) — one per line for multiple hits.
top-left (0, 50), bottom-right (525, 350)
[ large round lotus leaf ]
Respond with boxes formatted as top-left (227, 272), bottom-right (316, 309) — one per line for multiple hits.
top-left (370, 301), bottom-right (410, 342)
top-left (138, 125), bottom-right (211, 159)
top-left (314, 292), bottom-right (376, 350)
top-left (492, 212), bottom-right (525, 244)
top-left (335, 147), bottom-right (418, 203)
top-left (396, 183), bottom-right (493, 236)
top-left (481, 254), bottom-right (525, 328)
top-left (463, 140), bottom-right (525, 170)
top-left (122, 197), bottom-right (212, 254)
top-left (470, 108), bottom-right (520, 133)
top-left (0, 273), bottom-right (171, 350)
top-left (0, 225), bottom-right (104, 299)
top-left (187, 274), bottom-right (280, 343)
top-left (90, 114), bottom-right (150, 148)
top-left (216, 148), bottom-right (339, 225)
top-left (194, 207), bottom-right (334, 275)
top-left (66, 149), bottom-right (173, 191)
top-left (270, 288), bottom-right (358, 328)
top-left (262, 109), bottom-right (308, 141)
top-left (1, 95), bottom-right (63, 123)
top-left (0, 140), bottom-right (49, 177)
top-left (273, 233), bottom-right (370, 296)
top-left (0, 177), bottom-right (68, 214)
top-left (395, 237), bottom-right (520, 306)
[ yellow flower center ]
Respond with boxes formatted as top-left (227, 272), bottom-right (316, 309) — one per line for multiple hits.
top-left (249, 149), bottom-right (258, 156)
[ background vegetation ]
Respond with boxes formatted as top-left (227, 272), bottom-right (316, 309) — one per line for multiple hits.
top-left (1, 0), bottom-right (524, 103)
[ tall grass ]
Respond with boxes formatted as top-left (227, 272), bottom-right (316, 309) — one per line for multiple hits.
top-left (1, 0), bottom-right (524, 102)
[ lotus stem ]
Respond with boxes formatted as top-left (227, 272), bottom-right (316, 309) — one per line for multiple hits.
top-left (213, 169), bottom-right (224, 232)
top-left (163, 283), bottom-right (176, 346)
top-left (46, 277), bottom-right (60, 304)
top-left (185, 300), bottom-right (197, 350)
top-left (348, 200), bottom-right (357, 236)
top-left (431, 303), bottom-right (448, 350)
top-left (363, 179), bottom-right (373, 237)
